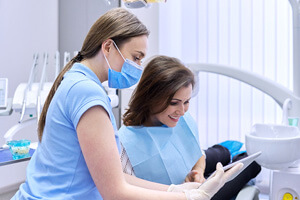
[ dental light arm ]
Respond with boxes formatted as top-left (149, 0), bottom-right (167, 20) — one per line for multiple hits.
top-left (188, 63), bottom-right (300, 127)
top-left (189, 0), bottom-right (300, 128)
top-left (289, 0), bottom-right (300, 97)
top-left (188, 63), bottom-right (296, 107)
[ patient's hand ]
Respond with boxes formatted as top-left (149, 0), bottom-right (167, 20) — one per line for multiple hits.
top-left (185, 170), bottom-right (206, 184)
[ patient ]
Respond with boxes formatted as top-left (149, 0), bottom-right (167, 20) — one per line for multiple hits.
top-left (119, 55), bottom-right (261, 200)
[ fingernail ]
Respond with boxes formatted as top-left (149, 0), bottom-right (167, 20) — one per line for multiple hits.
top-left (217, 162), bottom-right (223, 167)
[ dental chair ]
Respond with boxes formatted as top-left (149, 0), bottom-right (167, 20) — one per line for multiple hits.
top-left (236, 185), bottom-right (260, 200)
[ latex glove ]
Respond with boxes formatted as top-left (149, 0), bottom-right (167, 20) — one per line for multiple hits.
top-left (167, 182), bottom-right (202, 193)
top-left (185, 170), bottom-right (206, 184)
top-left (184, 162), bottom-right (243, 200)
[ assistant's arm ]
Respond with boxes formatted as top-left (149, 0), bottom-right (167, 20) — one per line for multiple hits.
top-left (77, 106), bottom-right (187, 200)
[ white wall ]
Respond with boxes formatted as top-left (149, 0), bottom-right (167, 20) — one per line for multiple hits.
top-left (122, 3), bottom-right (160, 58)
top-left (0, 0), bottom-right (59, 145)
top-left (0, 0), bottom-right (119, 145)
top-left (0, 1), bottom-right (58, 197)
top-left (59, 0), bottom-right (118, 62)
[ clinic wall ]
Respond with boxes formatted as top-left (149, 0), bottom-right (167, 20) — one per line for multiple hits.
top-left (0, 0), bottom-right (120, 145)
top-left (59, 0), bottom-right (119, 61)
top-left (121, 2), bottom-right (160, 58)
top-left (0, 1), bottom-right (120, 196)
top-left (0, 1), bottom-right (58, 197)
top-left (0, 0), bottom-right (59, 145)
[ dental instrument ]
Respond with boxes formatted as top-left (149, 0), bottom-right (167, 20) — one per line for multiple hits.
top-left (54, 51), bottom-right (60, 79)
top-left (6, 51), bottom-right (120, 141)
top-left (36, 53), bottom-right (48, 122)
top-left (63, 52), bottom-right (70, 67)
top-left (18, 53), bottom-right (38, 123)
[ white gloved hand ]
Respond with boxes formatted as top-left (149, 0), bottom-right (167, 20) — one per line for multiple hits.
top-left (184, 162), bottom-right (243, 200)
top-left (167, 182), bottom-right (202, 193)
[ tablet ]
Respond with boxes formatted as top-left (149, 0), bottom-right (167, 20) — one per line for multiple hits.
top-left (205, 151), bottom-right (262, 184)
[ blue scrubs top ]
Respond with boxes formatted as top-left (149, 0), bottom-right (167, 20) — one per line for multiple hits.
top-left (12, 63), bottom-right (119, 200)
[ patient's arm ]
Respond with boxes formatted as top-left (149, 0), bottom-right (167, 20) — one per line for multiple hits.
top-left (185, 155), bottom-right (206, 183)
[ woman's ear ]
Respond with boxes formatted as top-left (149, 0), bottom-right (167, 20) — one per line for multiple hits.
top-left (102, 39), bottom-right (114, 56)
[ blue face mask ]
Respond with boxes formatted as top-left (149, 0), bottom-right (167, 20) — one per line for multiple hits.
top-left (104, 41), bottom-right (143, 89)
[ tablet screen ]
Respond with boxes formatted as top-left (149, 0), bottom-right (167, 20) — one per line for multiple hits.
top-left (205, 151), bottom-right (261, 183)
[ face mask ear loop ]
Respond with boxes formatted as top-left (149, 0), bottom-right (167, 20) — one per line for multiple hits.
top-left (103, 54), bottom-right (112, 69)
top-left (113, 41), bottom-right (126, 61)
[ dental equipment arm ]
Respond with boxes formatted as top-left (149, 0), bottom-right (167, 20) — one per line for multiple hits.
top-left (188, 63), bottom-right (295, 108)
top-left (64, 52), bottom-right (70, 67)
top-left (289, 0), bottom-right (300, 97)
top-left (188, 63), bottom-right (300, 127)
top-left (55, 51), bottom-right (60, 79)
top-left (4, 118), bottom-right (36, 142)
top-left (19, 53), bottom-right (39, 123)
top-left (36, 53), bottom-right (48, 122)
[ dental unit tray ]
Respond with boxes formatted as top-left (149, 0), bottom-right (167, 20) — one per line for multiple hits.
top-left (12, 82), bottom-right (52, 115)
top-left (0, 148), bottom-right (35, 166)
top-left (204, 151), bottom-right (262, 184)
top-left (12, 53), bottom-right (53, 120)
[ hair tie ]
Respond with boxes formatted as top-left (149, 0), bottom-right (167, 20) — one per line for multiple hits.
top-left (73, 51), bottom-right (83, 62)
top-left (77, 51), bottom-right (83, 61)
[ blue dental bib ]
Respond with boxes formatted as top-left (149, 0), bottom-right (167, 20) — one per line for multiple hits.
top-left (119, 112), bottom-right (202, 184)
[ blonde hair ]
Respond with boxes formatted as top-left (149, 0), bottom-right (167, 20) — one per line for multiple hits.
top-left (38, 8), bottom-right (149, 142)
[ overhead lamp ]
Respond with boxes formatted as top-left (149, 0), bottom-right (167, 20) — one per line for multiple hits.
top-left (123, 0), bottom-right (166, 9)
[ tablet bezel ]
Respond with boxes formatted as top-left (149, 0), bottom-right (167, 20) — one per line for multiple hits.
top-left (204, 151), bottom-right (262, 184)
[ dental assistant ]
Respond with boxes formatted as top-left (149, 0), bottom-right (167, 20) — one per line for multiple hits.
top-left (11, 8), bottom-right (242, 200)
